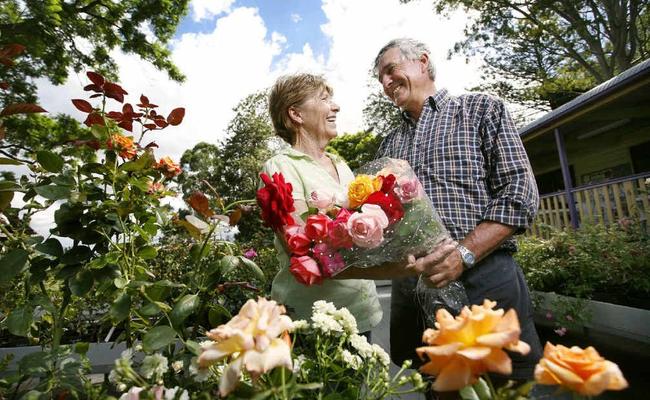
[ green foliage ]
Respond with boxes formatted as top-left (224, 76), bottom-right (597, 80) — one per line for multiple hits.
top-left (0, 0), bottom-right (188, 104)
top-left (179, 90), bottom-right (284, 242)
top-left (0, 72), bottom-right (267, 397)
top-left (423, 0), bottom-right (650, 111)
top-left (516, 222), bottom-right (650, 307)
top-left (362, 90), bottom-right (402, 137)
top-left (327, 130), bottom-right (383, 171)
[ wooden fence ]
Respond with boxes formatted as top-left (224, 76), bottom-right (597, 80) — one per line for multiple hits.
top-left (528, 173), bottom-right (650, 236)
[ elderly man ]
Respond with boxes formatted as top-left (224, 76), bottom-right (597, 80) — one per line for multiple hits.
top-left (372, 38), bottom-right (543, 382)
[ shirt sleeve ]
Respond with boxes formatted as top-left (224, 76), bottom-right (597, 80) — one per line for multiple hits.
top-left (480, 99), bottom-right (539, 232)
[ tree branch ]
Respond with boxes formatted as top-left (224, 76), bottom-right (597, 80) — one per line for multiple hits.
top-left (0, 149), bottom-right (34, 164)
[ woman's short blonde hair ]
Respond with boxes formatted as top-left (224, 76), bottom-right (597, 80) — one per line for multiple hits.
top-left (269, 73), bottom-right (332, 145)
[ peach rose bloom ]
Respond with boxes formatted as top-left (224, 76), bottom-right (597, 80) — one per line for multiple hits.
top-left (534, 343), bottom-right (628, 396)
top-left (416, 299), bottom-right (530, 392)
top-left (198, 297), bottom-right (293, 396)
top-left (107, 134), bottom-right (137, 159)
top-left (155, 156), bottom-right (182, 178)
top-left (347, 174), bottom-right (382, 208)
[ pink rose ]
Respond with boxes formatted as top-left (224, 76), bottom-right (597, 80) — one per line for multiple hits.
top-left (346, 204), bottom-right (389, 248)
top-left (243, 248), bottom-right (257, 259)
top-left (289, 255), bottom-right (322, 286)
top-left (305, 213), bottom-right (330, 241)
top-left (284, 225), bottom-right (312, 256)
top-left (308, 189), bottom-right (336, 210)
top-left (327, 208), bottom-right (353, 249)
top-left (394, 176), bottom-right (423, 203)
top-left (313, 243), bottom-right (346, 278)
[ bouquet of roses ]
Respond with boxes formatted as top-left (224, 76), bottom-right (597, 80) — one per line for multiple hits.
top-left (257, 158), bottom-right (442, 280)
top-left (258, 157), bottom-right (468, 322)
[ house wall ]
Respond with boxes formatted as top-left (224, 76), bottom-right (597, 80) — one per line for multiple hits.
top-left (524, 120), bottom-right (650, 193)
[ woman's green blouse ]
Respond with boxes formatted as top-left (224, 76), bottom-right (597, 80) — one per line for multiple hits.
top-left (261, 147), bottom-right (383, 332)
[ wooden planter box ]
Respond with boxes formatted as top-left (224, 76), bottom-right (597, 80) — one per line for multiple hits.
top-left (532, 291), bottom-right (650, 355)
top-left (0, 342), bottom-right (127, 374)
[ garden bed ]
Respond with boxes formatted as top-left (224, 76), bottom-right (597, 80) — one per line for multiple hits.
top-left (532, 291), bottom-right (650, 356)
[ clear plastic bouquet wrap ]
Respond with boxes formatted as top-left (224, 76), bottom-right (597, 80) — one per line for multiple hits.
top-left (257, 157), bottom-right (468, 324)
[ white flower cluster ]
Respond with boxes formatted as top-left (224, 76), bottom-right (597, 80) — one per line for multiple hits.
top-left (140, 353), bottom-right (169, 380)
top-left (310, 300), bottom-right (358, 336)
top-left (349, 334), bottom-right (390, 366)
top-left (340, 349), bottom-right (363, 370)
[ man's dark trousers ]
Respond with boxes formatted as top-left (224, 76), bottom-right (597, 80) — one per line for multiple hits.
top-left (390, 250), bottom-right (543, 380)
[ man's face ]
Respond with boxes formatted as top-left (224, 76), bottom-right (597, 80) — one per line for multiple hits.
top-left (376, 47), bottom-right (425, 110)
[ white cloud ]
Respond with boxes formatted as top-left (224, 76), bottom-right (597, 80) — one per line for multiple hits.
top-left (191, 0), bottom-right (235, 21)
top-left (291, 13), bottom-right (303, 23)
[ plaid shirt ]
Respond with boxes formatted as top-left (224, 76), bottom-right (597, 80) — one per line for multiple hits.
top-left (376, 89), bottom-right (539, 251)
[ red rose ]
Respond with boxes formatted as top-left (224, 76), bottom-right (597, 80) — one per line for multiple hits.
top-left (289, 255), bottom-right (323, 286)
top-left (364, 190), bottom-right (404, 224)
top-left (305, 213), bottom-right (330, 241)
top-left (380, 174), bottom-right (397, 193)
top-left (257, 172), bottom-right (295, 232)
top-left (284, 225), bottom-right (312, 256)
top-left (327, 208), bottom-right (353, 249)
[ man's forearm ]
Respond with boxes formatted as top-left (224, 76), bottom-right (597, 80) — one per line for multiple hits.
top-left (462, 220), bottom-right (516, 262)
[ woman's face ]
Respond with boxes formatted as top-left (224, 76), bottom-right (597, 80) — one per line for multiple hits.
top-left (296, 87), bottom-right (340, 142)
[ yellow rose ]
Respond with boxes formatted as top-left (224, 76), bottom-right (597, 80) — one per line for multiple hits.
top-left (348, 174), bottom-right (382, 208)
top-left (416, 300), bottom-right (530, 392)
top-left (534, 343), bottom-right (628, 396)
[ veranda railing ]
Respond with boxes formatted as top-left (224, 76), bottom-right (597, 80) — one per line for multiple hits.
top-left (528, 172), bottom-right (650, 237)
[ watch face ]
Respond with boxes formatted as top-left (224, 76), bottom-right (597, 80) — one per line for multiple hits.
top-left (465, 253), bottom-right (475, 265)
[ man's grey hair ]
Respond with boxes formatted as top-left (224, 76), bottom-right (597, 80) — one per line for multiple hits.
top-left (373, 38), bottom-right (436, 81)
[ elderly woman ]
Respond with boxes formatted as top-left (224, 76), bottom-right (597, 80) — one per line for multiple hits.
top-left (261, 73), bottom-right (383, 335)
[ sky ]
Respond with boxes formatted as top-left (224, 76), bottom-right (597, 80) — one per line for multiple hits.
top-left (34, 0), bottom-right (482, 163)
top-left (8, 0), bottom-right (484, 238)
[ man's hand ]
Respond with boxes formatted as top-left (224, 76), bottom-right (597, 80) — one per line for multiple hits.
top-left (406, 238), bottom-right (461, 287)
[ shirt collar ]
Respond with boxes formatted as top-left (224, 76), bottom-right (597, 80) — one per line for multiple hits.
top-left (279, 146), bottom-right (344, 164)
top-left (400, 88), bottom-right (450, 126)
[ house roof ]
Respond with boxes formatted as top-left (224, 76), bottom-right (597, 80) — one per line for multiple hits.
top-left (519, 57), bottom-right (650, 140)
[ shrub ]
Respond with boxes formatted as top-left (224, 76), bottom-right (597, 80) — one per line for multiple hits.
top-left (516, 221), bottom-right (650, 308)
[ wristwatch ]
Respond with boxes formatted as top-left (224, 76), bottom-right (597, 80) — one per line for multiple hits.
top-left (457, 244), bottom-right (476, 270)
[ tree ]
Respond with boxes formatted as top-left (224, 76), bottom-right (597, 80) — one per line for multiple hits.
top-left (0, 0), bottom-right (188, 104)
top-left (1, 114), bottom-right (97, 164)
top-left (179, 91), bottom-right (284, 243)
top-left (419, 0), bottom-right (649, 111)
top-left (362, 91), bottom-right (403, 138)
top-left (327, 130), bottom-right (384, 171)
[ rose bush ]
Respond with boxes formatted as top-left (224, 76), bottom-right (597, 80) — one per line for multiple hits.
top-left (0, 69), bottom-right (266, 398)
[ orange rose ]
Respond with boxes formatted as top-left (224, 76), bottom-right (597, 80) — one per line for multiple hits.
top-left (107, 134), bottom-right (137, 159)
top-left (416, 300), bottom-right (530, 392)
top-left (155, 156), bottom-right (182, 178)
top-left (347, 174), bottom-right (382, 208)
top-left (534, 343), bottom-right (628, 396)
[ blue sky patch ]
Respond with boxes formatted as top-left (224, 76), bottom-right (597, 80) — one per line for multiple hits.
top-left (176, 0), bottom-right (329, 64)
